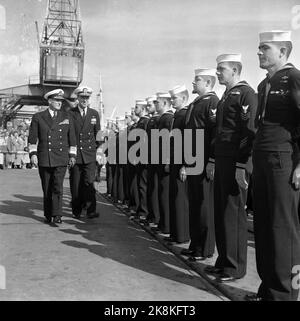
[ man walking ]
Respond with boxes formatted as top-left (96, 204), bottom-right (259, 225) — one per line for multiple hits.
top-left (28, 89), bottom-right (77, 224)
top-left (69, 86), bottom-right (101, 219)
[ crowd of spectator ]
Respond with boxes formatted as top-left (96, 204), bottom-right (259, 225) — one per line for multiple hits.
top-left (0, 123), bottom-right (35, 170)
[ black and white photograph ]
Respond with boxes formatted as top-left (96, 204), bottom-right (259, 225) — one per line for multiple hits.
top-left (0, 0), bottom-right (300, 308)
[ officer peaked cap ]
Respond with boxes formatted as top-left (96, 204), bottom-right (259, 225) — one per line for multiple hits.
top-left (44, 89), bottom-right (65, 100)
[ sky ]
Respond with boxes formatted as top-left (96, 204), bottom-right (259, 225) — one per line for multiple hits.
top-left (0, 0), bottom-right (300, 119)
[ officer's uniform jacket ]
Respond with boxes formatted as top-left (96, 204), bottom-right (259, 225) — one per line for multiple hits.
top-left (214, 81), bottom-right (257, 167)
top-left (185, 92), bottom-right (219, 168)
top-left (69, 107), bottom-right (100, 164)
top-left (254, 63), bottom-right (300, 159)
top-left (28, 109), bottom-right (77, 167)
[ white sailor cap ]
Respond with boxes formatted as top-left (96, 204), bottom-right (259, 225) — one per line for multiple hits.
top-left (44, 89), bottom-right (65, 100)
top-left (135, 99), bottom-right (148, 106)
top-left (169, 85), bottom-right (187, 96)
top-left (259, 30), bottom-right (292, 43)
top-left (216, 54), bottom-right (242, 64)
top-left (74, 86), bottom-right (93, 97)
top-left (156, 92), bottom-right (171, 99)
top-left (194, 68), bottom-right (216, 77)
top-left (146, 95), bottom-right (157, 103)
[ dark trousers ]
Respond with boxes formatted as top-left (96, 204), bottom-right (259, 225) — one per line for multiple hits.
top-left (214, 156), bottom-right (248, 278)
top-left (187, 173), bottom-right (215, 256)
top-left (136, 164), bottom-right (148, 218)
top-left (111, 164), bottom-right (118, 202)
top-left (117, 165), bottom-right (125, 203)
top-left (38, 166), bottom-right (67, 218)
top-left (106, 162), bottom-right (113, 195)
top-left (147, 165), bottom-right (160, 224)
top-left (253, 151), bottom-right (300, 301)
top-left (129, 164), bottom-right (139, 211)
top-left (70, 162), bottom-right (97, 216)
top-left (157, 165), bottom-right (170, 234)
top-left (123, 164), bottom-right (130, 202)
top-left (169, 165), bottom-right (190, 243)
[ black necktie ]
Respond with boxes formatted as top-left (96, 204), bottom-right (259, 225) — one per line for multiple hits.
top-left (82, 109), bottom-right (86, 120)
top-left (259, 79), bottom-right (271, 124)
top-left (53, 111), bottom-right (57, 120)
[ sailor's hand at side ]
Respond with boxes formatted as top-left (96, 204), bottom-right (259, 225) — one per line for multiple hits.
top-left (31, 155), bottom-right (38, 166)
top-left (68, 157), bottom-right (76, 169)
top-left (179, 166), bottom-right (187, 182)
top-left (292, 164), bottom-right (300, 190)
top-left (206, 163), bottom-right (215, 181)
top-left (235, 168), bottom-right (248, 190)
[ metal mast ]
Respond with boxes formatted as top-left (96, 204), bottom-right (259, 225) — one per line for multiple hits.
top-left (96, 74), bottom-right (105, 130)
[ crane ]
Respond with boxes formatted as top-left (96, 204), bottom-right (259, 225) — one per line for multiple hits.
top-left (0, 0), bottom-right (85, 128)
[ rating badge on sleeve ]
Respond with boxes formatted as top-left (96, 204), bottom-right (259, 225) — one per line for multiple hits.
top-left (241, 105), bottom-right (250, 121)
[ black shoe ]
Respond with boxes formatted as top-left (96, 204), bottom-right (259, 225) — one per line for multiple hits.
top-left (181, 249), bottom-right (195, 256)
top-left (244, 294), bottom-right (264, 301)
top-left (189, 255), bottom-right (207, 262)
top-left (87, 212), bottom-right (99, 219)
top-left (138, 216), bottom-right (147, 222)
top-left (151, 226), bottom-right (160, 232)
top-left (72, 213), bottom-right (81, 219)
top-left (216, 272), bottom-right (237, 283)
top-left (44, 216), bottom-right (52, 224)
top-left (53, 216), bottom-right (62, 224)
top-left (204, 266), bottom-right (223, 275)
top-left (164, 236), bottom-right (175, 242)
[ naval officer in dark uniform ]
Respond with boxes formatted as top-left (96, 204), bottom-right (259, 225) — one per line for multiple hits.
top-left (249, 30), bottom-right (300, 301)
top-left (69, 86), bottom-right (100, 219)
top-left (182, 69), bottom-right (219, 261)
top-left (28, 89), bottom-right (77, 224)
top-left (208, 54), bottom-right (257, 282)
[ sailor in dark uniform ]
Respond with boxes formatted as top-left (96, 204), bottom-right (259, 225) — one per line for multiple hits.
top-left (104, 121), bottom-right (113, 197)
top-left (69, 86), bottom-right (100, 219)
top-left (28, 89), bottom-right (77, 224)
top-left (182, 69), bottom-right (219, 261)
top-left (128, 109), bottom-right (140, 214)
top-left (167, 85), bottom-right (190, 244)
top-left (134, 100), bottom-right (150, 221)
top-left (154, 92), bottom-right (174, 234)
top-left (122, 112), bottom-right (133, 206)
top-left (249, 30), bottom-right (300, 301)
top-left (110, 121), bottom-right (119, 203)
top-left (207, 54), bottom-right (257, 282)
top-left (146, 95), bottom-right (161, 227)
